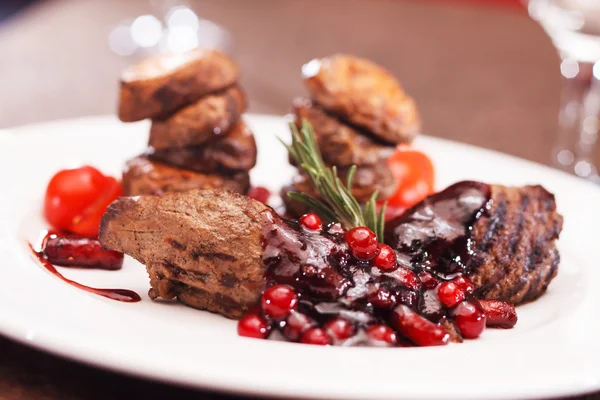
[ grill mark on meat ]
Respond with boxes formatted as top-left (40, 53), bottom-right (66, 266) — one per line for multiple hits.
top-left (165, 261), bottom-right (209, 283)
top-left (191, 249), bottom-right (237, 262)
top-left (524, 236), bottom-right (544, 272)
top-left (470, 196), bottom-right (509, 296)
top-left (525, 245), bottom-right (559, 302)
top-left (548, 248), bottom-right (560, 282)
top-left (166, 238), bottom-right (186, 251)
top-left (477, 195), bottom-right (507, 252)
top-left (508, 194), bottom-right (529, 255)
top-left (215, 292), bottom-right (239, 310)
top-left (503, 237), bottom-right (545, 300)
top-left (220, 273), bottom-right (237, 288)
top-left (524, 265), bottom-right (544, 302)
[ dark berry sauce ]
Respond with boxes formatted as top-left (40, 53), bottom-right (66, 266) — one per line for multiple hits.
top-left (27, 231), bottom-right (140, 303)
top-left (385, 181), bottom-right (492, 279)
top-left (240, 181), bottom-right (499, 346)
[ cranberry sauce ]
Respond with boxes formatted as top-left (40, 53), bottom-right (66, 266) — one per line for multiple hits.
top-left (27, 231), bottom-right (139, 302)
top-left (42, 232), bottom-right (124, 271)
top-left (239, 181), bottom-right (495, 346)
top-left (29, 243), bottom-right (141, 302)
top-left (385, 181), bottom-right (492, 279)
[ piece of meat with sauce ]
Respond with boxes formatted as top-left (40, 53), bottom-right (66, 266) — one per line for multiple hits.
top-left (385, 181), bottom-right (563, 305)
top-left (118, 49), bottom-right (238, 122)
top-left (99, 183), bottom-right (561, 342)
top-left (302, 54), bottom-right (420, 145)
top-left (148, 85), bottom-right (247, 150)
top-left (122, 156), bottom-right (249, 196)
top-left (99, 190), bottom-right (271, 318)
top-left (147, 120), bottom-right (257, 174)
top-left (292, 98), bottom-right (395, 166)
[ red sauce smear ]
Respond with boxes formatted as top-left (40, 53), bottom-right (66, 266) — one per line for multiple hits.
top-left (28, 242), bottom-right (141, 303)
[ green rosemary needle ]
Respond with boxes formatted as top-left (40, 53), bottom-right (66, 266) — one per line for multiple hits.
top-left (281, 119), bottom-right (387, 242)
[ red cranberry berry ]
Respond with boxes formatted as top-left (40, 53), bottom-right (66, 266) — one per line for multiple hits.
top-left (366, 324), bottom-right (397, 345)
top-left (373, 244), bottom-right (397, 272)
top-left (237, 314), bottom-right (269, 339)
top-left (368, 287), bottom-right (397, 309)
top-left (261, 284), bottom-right (298, 319)
top-left (324, 318), bottom-right (355, 340)
top-left (452, 275), bottom-right (475, 294)
top-left (418, 272), bottom-right (439, 290)
top-left (479, 300), bottom-right (518, 329)
top-left (437, 281), bottom-right (465, 308)
top-left (301, 328), bottom-right (332, 345)
top-left (392, 268), bottom-right (421, 290)
top-left (345, 227), bottom-right (379, 260)
top-left (282, 311), bottom-right (316, 341)
top-left (247, 186), bottom-right (270, 204)
top-left (299, 213), bottom-right (322, 231)
top-left (454, 300), bottom-right (486, 339)
top-left (390, 305), bottom-right (450, 346)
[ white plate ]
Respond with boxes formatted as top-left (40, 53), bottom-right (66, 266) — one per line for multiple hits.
top-left (0, 114), bottom-right (599, 400)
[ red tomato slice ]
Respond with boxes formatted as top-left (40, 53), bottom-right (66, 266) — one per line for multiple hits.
top-left (44, 166), bottom-right (122, 238)
top-left (44, 166), bottom-right (107, 231)
top-left (385, 148), bottom-right (434, 209)
top-left (68, 177), bottom-right (122, 238)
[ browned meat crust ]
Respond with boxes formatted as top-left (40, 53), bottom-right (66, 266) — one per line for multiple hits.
top-left (469, 185), bottom-right (563, 304)
top-left (122, 156), bottom-right (249, 196)
top-left (118, 49), bottom-right (238, 122)
top-left (147, 120), bottom-right (257, 174)
top-left (303, 54), bottom-right (420, 144)
top-left (292, 98), bottom-right (395, 166)
top-left (282, 163), bottom-right (397, 217)
top-left (99, 190), bottom-right (272, 318)
top-left (148, 85), bottom-right (247, 150)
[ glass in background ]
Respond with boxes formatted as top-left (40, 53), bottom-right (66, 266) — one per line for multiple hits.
top-left (528, 0), bottom-right (600, 183)
top-left (107, 0), bottom-right (232, 61)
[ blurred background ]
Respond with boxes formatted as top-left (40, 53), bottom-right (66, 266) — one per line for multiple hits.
top-left (2, 2), bottom-right (600, 400)
top-left (1, 0), bottom-right (599, 179)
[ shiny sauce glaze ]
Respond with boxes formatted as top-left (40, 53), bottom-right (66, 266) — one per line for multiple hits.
top-left (28, 231), bottom-right (140, 302)
top-left (252, 181), bottom-right (493, 346)
top-left (384, 181), bottom-right (491, 279)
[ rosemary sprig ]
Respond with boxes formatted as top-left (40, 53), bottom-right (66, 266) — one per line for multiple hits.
top-left (281, 119), bottom-right (387, 242)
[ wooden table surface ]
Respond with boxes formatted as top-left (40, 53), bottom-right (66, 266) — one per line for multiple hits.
top-left (0, 0), bottom-right (597, 399)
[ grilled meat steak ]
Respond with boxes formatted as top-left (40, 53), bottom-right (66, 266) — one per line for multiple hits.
top-left (292, 98), bottom-right (395, 166)
top-left (469, 184), bottom-right (562, 304)
top-left (147, 120), bottom-right (257, 174)
top-left (118, 49), bottom-right (238, 122)
top-left (122, 156), bottom-right (249, 196)
top-left (385, 181), bottom-right (562, 305)
top-left (148, 85), bottom-right (247, 150)
top-left (99, 190), bottom-right (271, 318)
top-left (302, 54), bottom-right (420, 144)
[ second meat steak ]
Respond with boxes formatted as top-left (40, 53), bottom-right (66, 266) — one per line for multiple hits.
top-left (117, 48), bottom-right (256, 197)
top-left (147, 120), bottom-right (257, 174)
